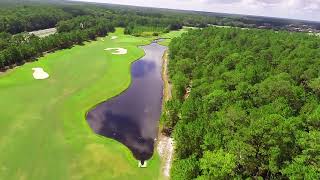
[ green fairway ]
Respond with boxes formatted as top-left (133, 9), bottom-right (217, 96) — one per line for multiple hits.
top-left (0, 27), bottom-right (187, 180)
top-left (0, 28), bottom-right (162, 180)
top-left (159, 29), bottom-right (189, 46)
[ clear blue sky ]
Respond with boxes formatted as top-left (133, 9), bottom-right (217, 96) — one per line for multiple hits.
top-left (71, 0), bottom-right (320, 21)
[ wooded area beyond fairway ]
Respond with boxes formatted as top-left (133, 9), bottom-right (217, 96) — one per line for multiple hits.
top-left (163, 27), bottom-right (320, 179)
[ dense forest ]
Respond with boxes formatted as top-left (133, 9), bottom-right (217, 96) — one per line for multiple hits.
top-left (0, 4), bottom-right (184, 70)
top-left (1, 0), bottom-right (320, 71)
top-left (163, 28), bottom-right (320, 179)
top-left (1, 0), bottom-right (320, 179)
top-left (0, 17), bottom-right (115, 70)
top-left (0, 5), bottom-right (88, 34)
top-left (0, 1), bottom-right (209, 71)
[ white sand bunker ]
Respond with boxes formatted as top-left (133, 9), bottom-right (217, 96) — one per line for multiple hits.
top-left (104, 48), bottom-right (128, 55)
top-left (32, 68), bottom-right (49, 80)
top-left (111, 36), bottom-right (118, 40)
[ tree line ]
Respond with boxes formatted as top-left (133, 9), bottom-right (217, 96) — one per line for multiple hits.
top-left (0, 18), bottom-right (115, 70)
top-left (0, 2), bottom-right (206, 70)
top-left (0, 5), bottom-right (81, 34)
top-left (163, 27), bottom-right (320, 179)
top-left (57, 15), bottom-right (115, 33)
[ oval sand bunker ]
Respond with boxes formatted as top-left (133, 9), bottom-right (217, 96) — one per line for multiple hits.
top-left (32, 68), bottom-right (49, 80)
top-left (104, 48), bottom-right (128, 55)
top-left (111, 36), bottom-right (118, 40)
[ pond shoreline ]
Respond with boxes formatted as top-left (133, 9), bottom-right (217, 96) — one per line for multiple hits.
top-left (157, 50), bottom-right (174, 179)
top-left (86, 40), bottom-right (167, 161)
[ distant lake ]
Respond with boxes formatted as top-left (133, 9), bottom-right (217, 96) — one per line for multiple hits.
top-left (86, 41), bottom-right (167, 161)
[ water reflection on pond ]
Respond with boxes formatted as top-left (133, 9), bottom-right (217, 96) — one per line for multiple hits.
top-left (86, 41), bottom-right (167, 161)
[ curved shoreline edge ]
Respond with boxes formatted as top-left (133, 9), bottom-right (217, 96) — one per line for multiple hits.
top-left (157, 50), bottom-right (174, 179)
top-left (84, 44), bottom-right (148, 118)
top-left (84, 46), bottom-right (147, 136)
top-left (0, 30), bottom-right (163, 179)
top-left (84, 39), bottom-right (165, 164)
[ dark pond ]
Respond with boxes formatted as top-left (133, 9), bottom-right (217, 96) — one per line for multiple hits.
top-left (86, 41), bottom-right (167, 162)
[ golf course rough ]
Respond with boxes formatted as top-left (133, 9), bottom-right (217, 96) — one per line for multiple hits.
top-left (0, 28), bottom-right (162, 180)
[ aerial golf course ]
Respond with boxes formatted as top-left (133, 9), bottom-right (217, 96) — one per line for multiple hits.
top-left (0, 28), bottom-right (185, 180)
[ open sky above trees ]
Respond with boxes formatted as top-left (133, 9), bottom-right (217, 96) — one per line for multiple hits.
top-left (71, 0), bottom-right (320, 21)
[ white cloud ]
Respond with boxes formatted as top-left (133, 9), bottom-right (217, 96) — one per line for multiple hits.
top-left (70, 0), bottom-right (320, 21)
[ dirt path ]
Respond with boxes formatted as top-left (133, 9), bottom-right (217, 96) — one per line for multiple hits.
top-left (162, 51), bottom-right (172, 101)
top-left (157, 135), bottom-right (174, 179)
top-left (157, 50), bottom-right (174, 179)
top-left (29, 28), bottom-right (57, 38)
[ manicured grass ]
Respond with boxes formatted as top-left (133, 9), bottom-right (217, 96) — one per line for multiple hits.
top-left (0, 28), bottom-right (161, 180)
top-left (131, 26), bottom-right (166, 37)
top-left (0, 27), bottom-right (186, 180)
top-left (159, 29), bottom-right (189, 46)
